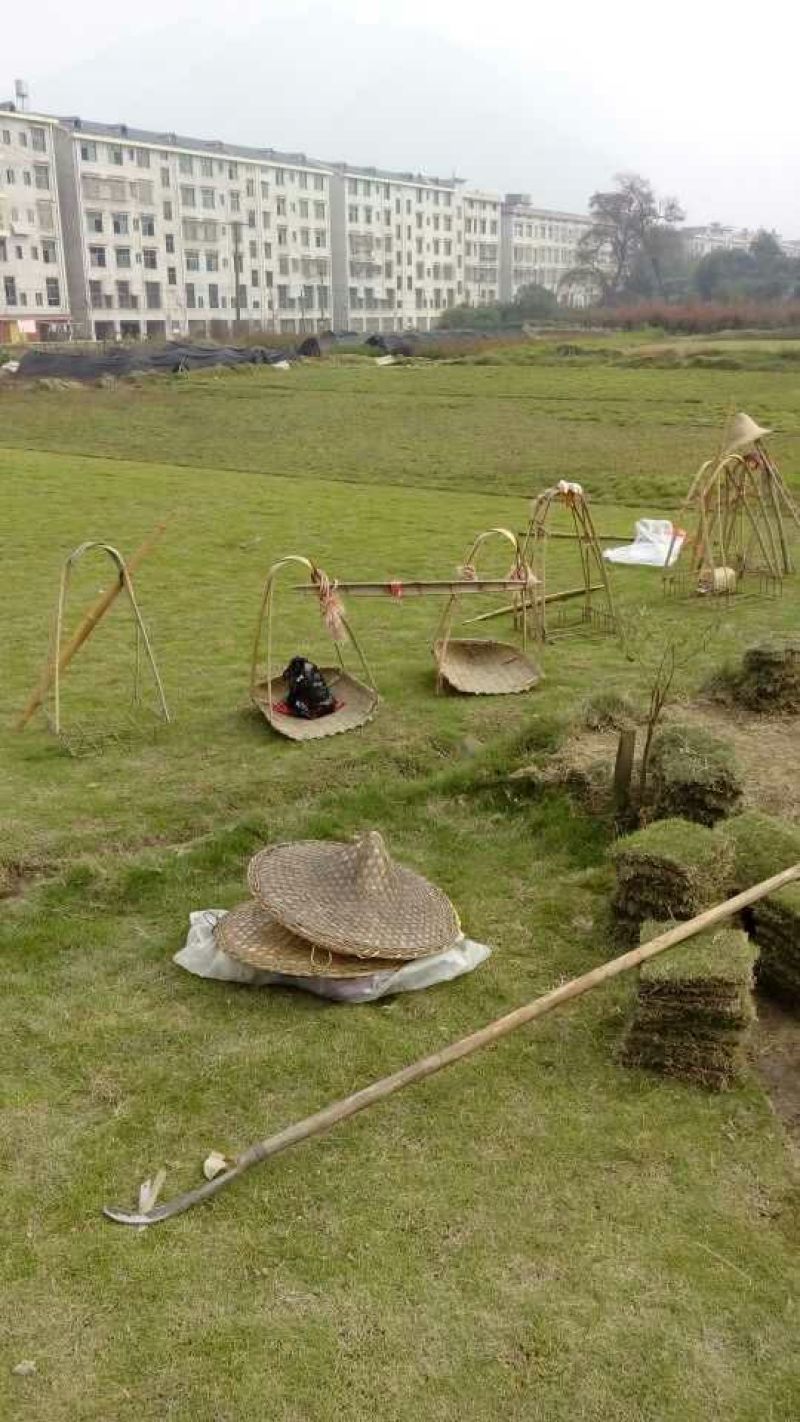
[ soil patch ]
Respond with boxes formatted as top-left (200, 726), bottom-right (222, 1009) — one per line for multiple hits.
top-left (753, 998), bottom-right (800, 1155)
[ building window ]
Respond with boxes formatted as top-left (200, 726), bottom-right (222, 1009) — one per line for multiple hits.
top-left (314, 230), bottom-right (325, 249)
top-left (185, 282), bottom-right (196, 308)
top-left (185, 250), bottom-right (200, 272)
top-left (205, 251), bottom-right (218, 271)
top-left (89, 246), bottom-right (107, 268)
top-left (23, 171), bottom-right (32, 187)
top-left (116, 248), bottom-right (131, 268)
top-left (112, 212), bottom-right (129, 235)
top-left (275, 168), bottom-right (285, 186)
top-left (277, 284), bottom-right (288, 308)
top-left (314, 174), bottom-right (324, 191)
top-left (41, 239), bottom-right (57, 264)
top-left (89, 279), bottom-right (102, 306)
top-left (145, 281), bottom-right (161, 309)
top-left (160, 166), bottom-right (170, 188)
top-left (348, 205), bottom-right (358, 223)
top-left (167, 266), bottom-right (177, 286)
top-left (30, 126), bottom-right (46, 153)
top-left (110, 145), bottom-right (124, 166)
top-left (116, 280), bottom-right (132, 307)
top-left (163, 201), bottom-right (173, 221)
top-left (80, 141), bottom-right (97, 162)
top-left (230, 192), bottom-right (240, 213)
top-left (179, 154), bottom-right (193, 175)
top-left (165, 233), bottom-right (175, 254)
top-left (180, 186), bottom-right (196, 207)
top-left (46, 277), bottom-right (60, 306)
top-left (86, 210), bottom-right (103, 233)
top-left (251, 268), bottom-right (259, 286)
top-left (277, 227), bottom-right (287, 247)
top-left (143, 248), bottom-right (158, 269)
top-left (4, 276), bottom-right (17, 304)
top-left (201, 188), bottom-right (214, 210)
top-left (136, 149), bottom-right (151, 169)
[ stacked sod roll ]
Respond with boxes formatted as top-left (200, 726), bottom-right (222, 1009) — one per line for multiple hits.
top-left (611, 818), bottom-right (734, 938)
top-left (621, 920), bottom-right (757, 1090)
top-left (734, 637), bottom-right (800, 713)
top-left (649, 724), bottom-right (743, 827)
top-left (720, 811), bottom-right (800, 1007)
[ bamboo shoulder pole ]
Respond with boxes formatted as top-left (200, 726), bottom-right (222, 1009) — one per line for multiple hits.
top-left (15, 519), bottom-right (168, 731)
top-left (103, 862), bottom-right (800, 1228)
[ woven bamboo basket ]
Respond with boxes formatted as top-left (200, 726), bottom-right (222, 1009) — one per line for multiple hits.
top-left (251, 555), bottom-right (378, 740)
top-left (433, 528), bottom-right (540, 696)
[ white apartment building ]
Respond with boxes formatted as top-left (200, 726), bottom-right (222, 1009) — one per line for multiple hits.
top-left (331, 166), bottom-right (466, 332)
top-left (500, 195), bottom-right (594, 304)
top-left (682, 224), bottom-right (800, 261)
top-left (0, 104), bottom-right (71, 340)
top-left (48, 117), bottom-right (333, 340)
top-left (463, 190), bottom-right (501, 307)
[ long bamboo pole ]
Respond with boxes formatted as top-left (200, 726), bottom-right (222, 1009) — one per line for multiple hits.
top-left (465, 584), bottom-right (601, 627)
top-left (103, 863), bottom-right (799, 1228)
top-left (15, 520), bottom-right (169, 731)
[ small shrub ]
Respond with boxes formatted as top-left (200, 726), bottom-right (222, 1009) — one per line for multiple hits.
top-left (581, 689), bottom-right (640, 732)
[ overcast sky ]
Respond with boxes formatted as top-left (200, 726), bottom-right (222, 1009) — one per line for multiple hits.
top-left (4, 0), bottom-right (798, 232)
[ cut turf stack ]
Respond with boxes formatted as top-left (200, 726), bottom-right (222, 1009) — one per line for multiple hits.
top-left (611, 818), bottom-right (734, 939)
top-left (649, 723), bottom-right (742, 826)
top-left (621, 920), bottom-right (757, 1090)
top-left (734, 637), bottom-right (800, 713)
top-left (720, 811), bottom-right (800, 1007)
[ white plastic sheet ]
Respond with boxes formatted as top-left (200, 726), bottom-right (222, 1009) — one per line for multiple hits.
top-left (604, 519), bottom-right (684, 568)
top-left (174, 910), bottom-right (491, 1003)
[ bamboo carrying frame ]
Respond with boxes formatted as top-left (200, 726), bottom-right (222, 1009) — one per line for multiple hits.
top-left (103, 862), bottom-right (800, 1227)
top-left (17, 535), bottom-right (170, 742)
top-left (250, 556), bottom-right (379, 739)
top-left (664, 425), bottom-right (800, 598)
top-left (433, 528), bottom-right (541, 694)
top-left (15, 520), bottom-right (168, 732)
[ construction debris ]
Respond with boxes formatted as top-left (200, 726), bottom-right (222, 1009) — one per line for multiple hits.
top-left (620, 920), bottom-right (757, 1090)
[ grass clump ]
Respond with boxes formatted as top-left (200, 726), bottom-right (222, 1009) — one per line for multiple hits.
top-left (611, 817), bottom-right (733, 929)
top-left (581, 688), bottom-right (640, 731)
top-left (649, 723), bottom-right (743, 826)
top-left (620, 920), bottom-right (756, 1090)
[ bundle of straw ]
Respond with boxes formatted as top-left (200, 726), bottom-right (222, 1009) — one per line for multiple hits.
top-left (620, 920), bottom-right (757, 1090)
top-left (734, 638), bottom-right (800, 713)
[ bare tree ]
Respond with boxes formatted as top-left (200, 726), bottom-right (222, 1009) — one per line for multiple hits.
top-left (570, 172), bottom-right (685, 303)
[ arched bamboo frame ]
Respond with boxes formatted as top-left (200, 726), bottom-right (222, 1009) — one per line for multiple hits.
top-left (433, 528), bottom-right (540, 695)
top-left (250, 556), bottom-right (378, 737)
top-left (520, 486), bottom-right (621, 643)
top-left (49, 541), bottom-right (170, 737)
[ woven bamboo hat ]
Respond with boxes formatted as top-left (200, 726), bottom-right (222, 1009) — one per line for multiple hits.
top-left (247, 831), bottom-right (460, 960)
top-left (723, 411), bottom-right (772, 455)
top-left (215, 900), bottom-right (404, 977)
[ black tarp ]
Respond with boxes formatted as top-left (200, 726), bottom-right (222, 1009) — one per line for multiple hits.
top-left (17, 343), bottom-right (291, 382)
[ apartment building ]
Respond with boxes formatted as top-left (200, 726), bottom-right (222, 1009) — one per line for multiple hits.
top-left (1, 96), bottom-right (603, 340)
top-left (500, 195), bottom-right (594, 304)
top-left (331, 166), bottom-right (466, 333)
top-left (463, 190), bottom-right (501, 307)
top-left (48, 117), bottom-right (334, 340)
top-left (682, 223), bottom-right (800, 261)
top-left (0, 105), bottom-right (71, 340)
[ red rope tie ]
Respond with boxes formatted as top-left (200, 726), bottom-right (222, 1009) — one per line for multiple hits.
top-left (388, 580), bottom-right (404, 600)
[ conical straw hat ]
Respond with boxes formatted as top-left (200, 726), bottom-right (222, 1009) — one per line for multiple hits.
top-left (215, 900), bottom-right (405, 977)
top-left (723, 411), bottom-right (772, 455)
top-left (247, 831), bottom-right (461, 960)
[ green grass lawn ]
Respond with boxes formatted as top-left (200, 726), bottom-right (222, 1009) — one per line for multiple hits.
top-left (1, 360), bottom-right (799, 1421)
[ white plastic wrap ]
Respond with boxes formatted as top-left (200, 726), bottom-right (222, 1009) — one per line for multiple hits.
top-left (604, 519), bottom-right (684, 568)
top-left (174, 910), bottom-right (491, 1003)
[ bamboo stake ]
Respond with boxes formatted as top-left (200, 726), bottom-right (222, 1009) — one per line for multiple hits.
top-left (15, 519), bottom-right (169, 731)
top-left (290, 578), bottom-right (534, 598)
top-left (464, 584), bottom-right (602, 626)
top-left (103, 863), bottom-right (800, 1228)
